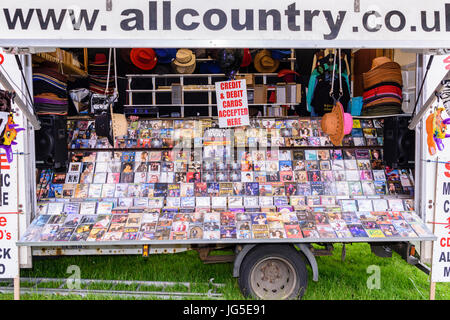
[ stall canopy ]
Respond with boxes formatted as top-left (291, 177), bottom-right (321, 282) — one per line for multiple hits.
top-left (0, 0), bottom-right (449, 48)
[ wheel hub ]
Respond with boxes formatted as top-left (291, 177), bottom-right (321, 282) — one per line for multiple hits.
top-left (260, 261), bottom-right (282, 282)
top-left (250, 257), bottom-right (297, 299)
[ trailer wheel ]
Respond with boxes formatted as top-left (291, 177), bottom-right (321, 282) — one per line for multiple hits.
top-left (238, 245), bottom-right (308, 300)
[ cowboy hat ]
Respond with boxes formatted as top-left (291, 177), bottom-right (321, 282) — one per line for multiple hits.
top-left (371, 56), bottom-right (394, 69)
top-left (90, 53), bottom-right (107, 65)
top-left (199, 61), bottom-right (222, 74)
top-left (277, 69), bottom-right (300, 82)
top-left (363, 56), bottom-right (402, 89)
top-left (271, 49), bottom-right (291, 60)
top-left (172, 49), bottom-right (196, 74)
top-left (130, 48), bottom-right (158, 70)
top-left (154, 48), bottom-right (177, 64)
top-left (254, 50), bottom-right (280, 73)
top-left (321, 102), bottom-right (353, 146)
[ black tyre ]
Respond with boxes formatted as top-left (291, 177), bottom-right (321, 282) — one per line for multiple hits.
top-left (238, 244), bottom-right (308, 300)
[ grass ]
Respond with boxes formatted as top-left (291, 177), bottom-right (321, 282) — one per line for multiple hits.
top-left (0, 243), bottom-right (448, 300)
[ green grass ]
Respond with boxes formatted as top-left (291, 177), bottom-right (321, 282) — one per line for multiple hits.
top-left (0, 243), bottom-right (448, 300)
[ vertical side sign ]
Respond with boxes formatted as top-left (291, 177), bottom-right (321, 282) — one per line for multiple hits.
top-left (216, 79), bottom-right (249, 128)
top-left (0, 152), bottom-right (18, 279)
top-left (431, 156), bottom-right (450, 283)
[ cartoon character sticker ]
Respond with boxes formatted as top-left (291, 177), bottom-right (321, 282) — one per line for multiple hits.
top-left (0, 112), bottom-right (24, 163)
top-left (426, 107), bottom-right (450, 156)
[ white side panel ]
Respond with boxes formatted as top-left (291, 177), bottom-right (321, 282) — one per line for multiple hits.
top-left (419, 54), bottom-right (450, 263)
top-left (0, 49), bottom-right (34, 268)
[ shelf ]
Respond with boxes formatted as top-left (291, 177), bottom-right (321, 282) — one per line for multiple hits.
top-left (126, 73), bottom-right (279, 78)
top-left (67, 115), bottom-right (315, 121)
top-left (33, 51), bottom-right (88, 77)
top-left (126, 88), bottom-right (278, 93)
top-left (18, 234), bottom-right (437, 248)
top-left (68, 145), bottom-right (384, 152)
top-left (124, 103), bottom-right (298, 107)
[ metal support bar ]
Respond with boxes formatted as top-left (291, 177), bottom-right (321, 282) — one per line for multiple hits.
top-left (0, 67), bottom-right (40, 129)
top-left (408, 68), bottom-right (450, 130)
top-left (195, 247), bottom-right (235, 264)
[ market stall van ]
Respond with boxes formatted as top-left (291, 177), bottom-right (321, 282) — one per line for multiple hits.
top-left (0, 0), bottom-right (448, 300)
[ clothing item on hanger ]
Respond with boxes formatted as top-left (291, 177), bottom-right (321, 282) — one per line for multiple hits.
top-left (306, 52), bottom-right (351, 116)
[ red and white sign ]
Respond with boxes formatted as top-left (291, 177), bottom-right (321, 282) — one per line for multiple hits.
top-left (0, 152), bottom-right (18, 279)
top-left (215, 79), bottom-right (249, 128)
top-left (431, 157), bottom-right (450, 283)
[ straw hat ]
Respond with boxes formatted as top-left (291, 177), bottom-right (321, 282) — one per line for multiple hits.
top-left (172, 49), bottom-right (196, 74)
top-left (371, 56), bottom-right (393, 69)
top-left (321, 102), bottom-right (353, 146)
top-left (254, 50), bottom-right (280, 73)
top-left (130, 48), bottom-right (158, 70)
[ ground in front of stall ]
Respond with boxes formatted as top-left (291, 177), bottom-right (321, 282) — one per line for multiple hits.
top-left (0, 243), bottom-right (448, 300)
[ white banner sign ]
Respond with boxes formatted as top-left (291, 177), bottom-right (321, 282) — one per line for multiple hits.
top-left (215, 79), bottom-right (249, 128)
top-left (0, 153), bottom-right (18, 279)
top-left (0, 0), bottom-right (449, 47)
top-left (431, 157), bottom-right (450, 283)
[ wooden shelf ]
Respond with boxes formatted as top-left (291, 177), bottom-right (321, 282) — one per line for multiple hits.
top-left (124, 103), bottom-right (298, 107)
top-left (33, 50), bottom-right (88, 77)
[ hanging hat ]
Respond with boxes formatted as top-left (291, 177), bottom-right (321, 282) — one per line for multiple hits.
top-left (172, 49), bottom-right (196, 74)
top-left (91, 53), bottom-right (107, 65)
top-left (277, 69), bottom-right (300, 82)
top-left (240, 49), bottom-right (252, 67)
top-left (321, 102), bottom-right (353, 146)
top-left (154, 48), bottom-right (177, 64)
top-left (119, 48), bottom-right (132, 65)
top-left (254, 50), bottom-right (280, 73)
top-left (271, 49), bottom-right (291, 60)
top-left (193, 49), bottom-right (208, 59)
top-left (130, 48), bottom-right (158, 70)
top-left (199, 61), bottom-right (222, 74)
top-left (217, 49), bottom-right (243, 79)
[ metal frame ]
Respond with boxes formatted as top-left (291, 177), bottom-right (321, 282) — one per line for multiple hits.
top-left (0, 277), bottom-right (225, 299)
top-left (2, 39), bottom-right (450, 49)
top-left (0, 63), bottom-right (40, 129)
top-left (409, 68), bottom-right (450, 130)
top-left (18, 235), bottom-right (436, 248)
